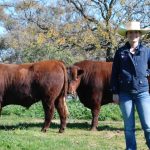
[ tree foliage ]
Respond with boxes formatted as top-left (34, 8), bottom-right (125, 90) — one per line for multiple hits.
top-left (0, 0), bottom-right (149, 63)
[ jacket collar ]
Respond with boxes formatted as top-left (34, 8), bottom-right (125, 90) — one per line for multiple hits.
top-left (124, 41), bottom-right (143, 52)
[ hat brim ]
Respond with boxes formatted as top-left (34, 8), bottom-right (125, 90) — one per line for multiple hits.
top-left (118, 27), bottom-right (150, 36)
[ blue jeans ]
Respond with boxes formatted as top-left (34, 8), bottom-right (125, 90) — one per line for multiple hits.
top-left (119, 91), bottom-right (150, 150)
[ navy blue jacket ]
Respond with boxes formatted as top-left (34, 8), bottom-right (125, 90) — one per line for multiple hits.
top-left (111, 42), bottom-right (150, 94)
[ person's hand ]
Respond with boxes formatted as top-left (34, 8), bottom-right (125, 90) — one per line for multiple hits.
top-left (113, 94), bottom-right (119, 104)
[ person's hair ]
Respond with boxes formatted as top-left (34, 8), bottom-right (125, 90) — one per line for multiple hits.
top-left (126, 31), bottom-right (141, 37)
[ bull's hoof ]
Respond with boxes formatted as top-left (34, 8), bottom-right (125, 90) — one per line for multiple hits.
top-left (41, 128), bottom-right (47, 133)
top-left (59, 128), bottom-right (65, 133)
top-left (90, 127), bottom-right (98, 131)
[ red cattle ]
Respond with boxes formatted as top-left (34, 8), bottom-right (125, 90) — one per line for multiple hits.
top-left (0, 60), bottom-right (68, 133)
top-left (68, 60), bottom-right (113, 131)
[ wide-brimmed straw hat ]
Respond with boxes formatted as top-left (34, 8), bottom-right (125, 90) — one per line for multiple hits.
top-left (118, 21), bottom-right (150, 36)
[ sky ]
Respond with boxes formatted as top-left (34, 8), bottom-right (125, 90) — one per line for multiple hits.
top-left (0, 27), bottom-right (6, 35)
top-left (0, 0), bottom-right (10, 36)
top-left (0, 0), bottom-right (56, 36)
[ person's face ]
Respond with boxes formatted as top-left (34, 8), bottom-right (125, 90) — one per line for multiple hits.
top-left (126, 31), bottom-right (141, 43)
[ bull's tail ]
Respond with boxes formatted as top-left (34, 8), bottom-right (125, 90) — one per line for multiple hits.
top-left (63, 97), bottom-right (69, 116)
top-left (61, 62), bottom-right (69, 116)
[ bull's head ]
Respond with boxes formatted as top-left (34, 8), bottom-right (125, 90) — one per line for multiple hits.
top-left (67, 65), bottom-right (84, 97)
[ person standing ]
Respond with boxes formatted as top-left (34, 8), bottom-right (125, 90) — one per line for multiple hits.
top-left (111, 21), bottom-right (150, 150)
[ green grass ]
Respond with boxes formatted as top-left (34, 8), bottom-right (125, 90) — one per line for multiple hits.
top-left (1, 100), bottom-right (140, 121)
top-left (0, 100), bottom-right (147, 150)
top-left (0, 116), bottom-right (147, 150)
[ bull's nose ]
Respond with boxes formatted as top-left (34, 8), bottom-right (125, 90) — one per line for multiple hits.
top-left (72, 91), bottom-right (75, 95)
top-left (67, 90), bottom-right (74, 95)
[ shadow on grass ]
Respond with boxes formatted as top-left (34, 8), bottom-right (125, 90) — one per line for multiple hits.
top-left (0, 121), bottom-right (142, 131)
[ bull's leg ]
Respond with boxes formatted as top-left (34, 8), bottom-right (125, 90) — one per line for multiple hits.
top-left (55, 96), bottom-right (68, 133)
top-left (0, 103), bottom-right (2, 116)
top-left (41, 99), bottom-right (55, 132)
top-left (0, 97), bottom-right (2, 116)
top-left (0, 104), bottom-right (2, 116)
top-left (90, 106), bottom-right (100, 131)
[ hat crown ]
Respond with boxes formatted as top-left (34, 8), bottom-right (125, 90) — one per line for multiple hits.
top-left (125, 21), bottom-right (141, 30)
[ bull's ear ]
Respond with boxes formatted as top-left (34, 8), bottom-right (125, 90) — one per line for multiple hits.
top-left (77, 69), bottom-right (84, 77)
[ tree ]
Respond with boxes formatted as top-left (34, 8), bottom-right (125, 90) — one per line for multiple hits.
top-left (65, 0), bottom-right (150, 60)
top-left (0, 0), bottom-right (149, 63)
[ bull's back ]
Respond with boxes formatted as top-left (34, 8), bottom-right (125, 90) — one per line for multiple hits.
top-left (1, 63), bottom-right (34, 107)
top-left (74, 60), bottom-right (113, 106)
top-left (1, 60), bottom-right (67, 107)
top-left (30, 60), bottom-right (66, 99)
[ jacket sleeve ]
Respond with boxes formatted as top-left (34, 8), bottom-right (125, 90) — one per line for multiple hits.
top-left (110, 50), bottom-right (120, 94)
top-left (147, 47), bottom-right (150, 76)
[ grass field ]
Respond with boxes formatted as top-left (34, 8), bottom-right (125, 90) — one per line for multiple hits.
top-left (0, 100), bottom-right (148, 150)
